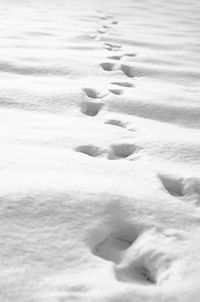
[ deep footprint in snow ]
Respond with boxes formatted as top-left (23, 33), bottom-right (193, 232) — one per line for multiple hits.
top-left (75, 145), bottom-right (105, 158)
top-left (109, 88), bottom-right (123, 95)
top-left (159, 174), bottom-right (184, 197)
top-left (93, 224), bottom-right (142, 264)
top-left (100, 62), bottom-right (118, 71)
top-left (102, 25), bottom-right (111, 29)
top-left (184, 177), bottom-right (200, 198)
top-left (82, 88), bottom-right (99, 99)
top-left (105, 42), bottom-right (121, 49)
top-left (94, 234), bottom-right (132, 264)
top-left (80, 100), bottom-right (104, 117)
top-left (115, 229), bottom-right (179, 286)
top-left (104, 42), bottom-right (122, 51)
top-left (111, 81), bottom-right (134, 88)
top-left (100, 15), bottom-right (113, 20)
top-left (92, 222), bottom-right (180, 287)
top-left (125, 53), bottom-right (136, 58)
top-left (107, 53), bottom-right (136, 61)
top-left (116, 262), bottom-right (157, 285)
top-left (82, 88), bottom-right (108, 99)
top-left (107, 55), bottom-right (123, 61)
top-left (108, 143), bottom-right (139, 159)
top-left (105, 119), bottom-right (126, 128)
top-left (97, 28), bottom-right (107, 34)
top-left (159, 175), bottom-right (200, 203)
top-left (120, 64), bottom-right (136, 78)
top-left (111, 20), bottom-right (118, 25)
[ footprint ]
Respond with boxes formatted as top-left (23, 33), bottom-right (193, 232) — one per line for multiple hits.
top-left (104, 43), bottom-right (121, 49)
top-left (105, 119), bottom-right (135, 132)
top-left (104, 42), bottom-right (122, 51)
top-left (107, 53), bottom-right (136, 61)
top-left (116, 261), bottom-right (157, 285)
top-left (104, 45), bottom-right (113, 51)
top-left (100, 15), bottom-right (113, 20)
top-left (107, 55), bottom-right (122, 61)
top-left (108, 143), bottom-right (138, 159)
top-left (92, 223), bottom-right (143, 264)
top-left (80, 100), bottom-right (104, 117)
top-left (88, 34), bottom-right (98, 40)
top-left (115, 229), bottom-right (179, 286)
top-left (91, 221), bottom-right (182, 287)
top-left (97, 29), bottom-right (107, 34)
top-left (109, 88), bottom-right (123, 95)
top-left (82, 88), bottom-right (109, 99)
top-left (184, 177), bottom-right (200, 197)
top-left (124, 53), bottom-right (136, 58)
top-left (111, 81), bottom-right (134, 88)
top-left (111, 20), bottom-right (118, 25)
top-left (100, 62), bottom-right (118, 71)
top-left (160, 175), bottom-right (200, 205)
top-left (82, 88), bottom-right (98, 99)
top-left (75, 145), bottom-right (105, 158)
top-left (159, 174), bottom-right (184, 197)
top-left (120, 64), bottom-right (136, 78)
top-left (105, 119), bottom-right (126, 128)
top-left (94, 234), bottom-right (132, 264)
top-left (102, 25), bottom-right (111, 29)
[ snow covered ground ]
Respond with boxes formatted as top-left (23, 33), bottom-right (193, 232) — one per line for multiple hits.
top-left (1, 0), bottom-right (200, 301)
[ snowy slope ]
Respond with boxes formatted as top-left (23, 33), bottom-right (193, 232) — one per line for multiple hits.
top-left (1, 0), bottom-right (200, 301)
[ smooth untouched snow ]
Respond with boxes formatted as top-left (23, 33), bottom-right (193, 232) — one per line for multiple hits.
top-left (1, 0), bottom-right (200, 301)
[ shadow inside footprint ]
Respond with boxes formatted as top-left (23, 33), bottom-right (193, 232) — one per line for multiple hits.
top-left (105, 119), bottom-right (126, 128)
top-left (120, 64), bottom-right (136, 78)
top-left (93, 225), bottom-right (141, 264)
top-left (75, 145), bottom-right (105, 158)
top-left (109, 88), bottom-right (123, 95)
top-left (115, 229), bottom-right (177, 287)
top-left (108, 143), bottom-right (138, 159)
top-left (159, 174), bottom-right (184, 197)
top-left (116, 259), bottom-right (157, 285)
top-left (80, 101), bottom-right (104, 117)
top-left (92, 223), bottom-right (179, 288)
top-left (107, 55), bottom-right (122, 61)
top-left (104, 42), bottom-right (121, 49)
top-left (104, 42), bottom-right (121, 51)
top-left (125, 53), bottom-right (136, 58)
top-left (82, 88), bottom-right (98, 99)
top-left (111, 81), bottom-right (133, 87)
top-left (94, 234), bottom-right (131, 263)
top-left (100, 15), bottom-right (112, 20)
top-left (102, 25), bottom-right (111, 29)
top-left (100, 62), bottom-right (118, 71)
top-left (184, 177), bottom-right (200, 197)
top-left (97, 29), bottom-right (107, 34)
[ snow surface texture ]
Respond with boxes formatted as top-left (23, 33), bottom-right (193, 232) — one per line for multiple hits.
top-left (1, 0), bottom-right (200, 301)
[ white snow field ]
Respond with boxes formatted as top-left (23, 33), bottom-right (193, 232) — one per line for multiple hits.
top-left (1, 0), bottom-right (200, 301)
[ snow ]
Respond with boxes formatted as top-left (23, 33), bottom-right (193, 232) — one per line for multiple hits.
top-left (1, 0), bottom-right (200, 301)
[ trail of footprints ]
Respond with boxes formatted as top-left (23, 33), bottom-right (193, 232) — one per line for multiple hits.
top-left (78, 13), bottom-right (138, 161)
top-left (88, 13), bottom-right (118, 40)
top-left (88, 10), bottom-right (136, 90)
top-left (80, 12), bottom-right (136, 129)
top-left (76, 10), bottom-right (200, 289)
